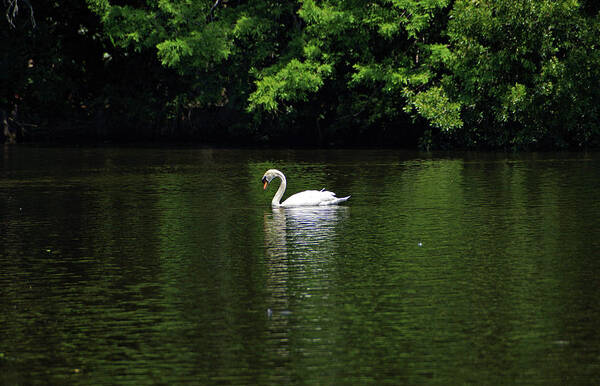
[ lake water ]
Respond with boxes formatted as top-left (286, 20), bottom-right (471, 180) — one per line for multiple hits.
top-left (1, 146), bottom-right (599, 384)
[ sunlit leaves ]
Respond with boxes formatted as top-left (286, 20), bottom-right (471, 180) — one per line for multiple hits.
top-left (156, 25), bottom-right (232, 70)
top-left (248, 0), bottom-right (453, 138)
top-left (350, 62), bottom-right (431, 92)
top-left (155, 38), bottom-right (191, 68)
top-left (86, 0), bottom-right (110, 17)
top-left (298, 0), bottom-right (355, 35)
top-left (406, 87), bottom-right (463, 130)
top-left (248, 59), bottom-right (333, 112)
top-left (427, 44), bottom-right (451, 66)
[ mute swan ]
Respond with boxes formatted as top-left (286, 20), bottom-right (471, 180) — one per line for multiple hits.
top-left (262, 169), bottom-right (350, 208)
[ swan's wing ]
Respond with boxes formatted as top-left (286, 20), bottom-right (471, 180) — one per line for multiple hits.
top-left (281, 190), bottom-right (328, 207)
top-left (281, 190), bottom-right (350, 207)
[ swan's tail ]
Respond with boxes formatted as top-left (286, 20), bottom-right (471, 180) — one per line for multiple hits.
top-left (331, 195), bottom-right (350, 205)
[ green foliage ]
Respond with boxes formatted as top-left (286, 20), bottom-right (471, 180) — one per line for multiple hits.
top-left (155, 24), bottom-right (232, 70)
top-left (246, 0), bottom-right (452, 146)
top-left (248, 59), bottom-right (332, 112)
top-left (2, 0), bottom-right (599, 148)
top-left (83, 0), bottom-right (300, 138)
top-left (406, 87), bottom-right (463, 131)
top-left (443, 0), bottom-right (600, 148)
top-left (101, 5), bottom-right (162, 50)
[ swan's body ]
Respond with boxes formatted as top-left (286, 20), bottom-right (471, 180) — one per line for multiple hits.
top-left (262, 169), bottom-right (350, 208)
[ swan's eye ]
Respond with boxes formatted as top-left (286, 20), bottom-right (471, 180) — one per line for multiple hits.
top-left (261, 176), bottom-right (267, 183)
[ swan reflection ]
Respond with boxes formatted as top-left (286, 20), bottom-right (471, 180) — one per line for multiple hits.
top-left (263, 206), bottom-right (348, 322)
top-left (264, 206), bottom-right (349, 253)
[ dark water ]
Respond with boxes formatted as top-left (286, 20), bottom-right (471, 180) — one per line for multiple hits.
top-left (1, 146), bottom-right (599, 384)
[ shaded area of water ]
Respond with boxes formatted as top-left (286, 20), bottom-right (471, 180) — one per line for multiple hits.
top-left (1, 147), bottom-right (599, 384)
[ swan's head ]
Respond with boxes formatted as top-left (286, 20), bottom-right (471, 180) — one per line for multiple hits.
top-left (261, 169), bottom-right (281, 190)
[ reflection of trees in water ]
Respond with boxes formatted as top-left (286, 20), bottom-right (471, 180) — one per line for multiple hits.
top-left (262, 207), bottom-right (348, 369)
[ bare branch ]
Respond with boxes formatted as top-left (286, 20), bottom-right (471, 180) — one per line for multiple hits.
top-left (4, 0), bottom-right (36, 29)
top-left (207, 0), bottom-right (221, 22)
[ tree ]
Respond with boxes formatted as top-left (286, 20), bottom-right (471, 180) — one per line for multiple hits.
top-left (248, 0), bottom-right (456, 146)
top-left (439, 0), bottom-right (600, 148)
top-left (3, 0), bottom-right (598, 147)
top-left (2, 0), bottom-right (35, 142)
top-left (87, 0), bottom-right (301, 141)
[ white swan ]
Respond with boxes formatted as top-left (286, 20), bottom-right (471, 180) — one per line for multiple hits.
top-left (262, 169), bottom-right (350, 208)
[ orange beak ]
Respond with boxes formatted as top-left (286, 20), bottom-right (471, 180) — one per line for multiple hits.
top-left (263, 180), bottom-right (268, 190)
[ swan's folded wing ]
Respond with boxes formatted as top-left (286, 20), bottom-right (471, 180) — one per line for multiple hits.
top-left (281, 190), bottom-right (345, 207)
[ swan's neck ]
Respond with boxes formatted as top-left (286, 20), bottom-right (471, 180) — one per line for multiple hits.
top-left (272, 171), bottom-right (287, 207)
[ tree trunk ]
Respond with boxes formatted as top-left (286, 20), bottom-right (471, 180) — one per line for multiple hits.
top-left (1, 109), bottom-right (17, 144)
top-left (315, 117), bottom-right (323, 147)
